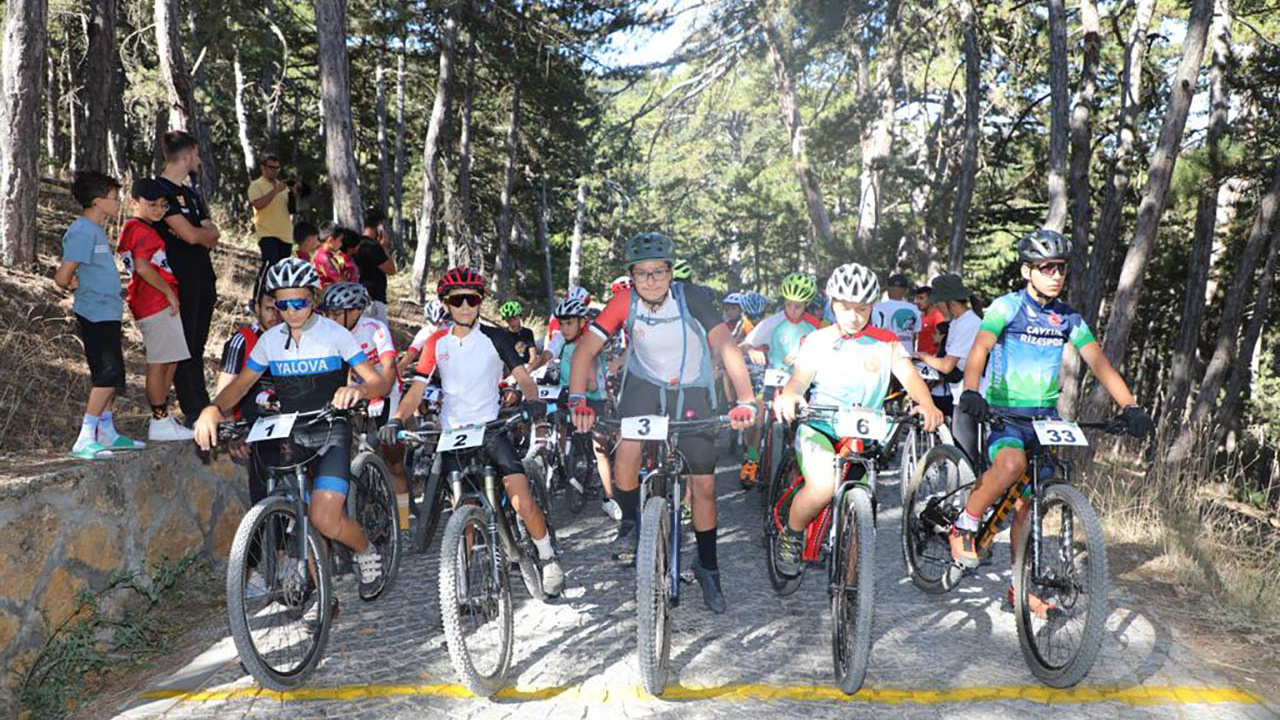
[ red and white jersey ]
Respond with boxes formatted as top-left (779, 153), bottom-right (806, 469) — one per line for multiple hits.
top-left (351, 316), bottom-right (399, 415)
top-left (589, 285), bottom-right (722, 387)
top-left (413, 324), bottom-right (526, 429)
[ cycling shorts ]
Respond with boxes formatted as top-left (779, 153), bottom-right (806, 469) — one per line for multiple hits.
top-left (794, 423), bottom-right (866, 488)
top-left (287, 416), bottom-right (354, 497)
top-left (617, 377), bottom-right (716, 475)
top-left (986, 406), bottom-right (1057, 463)
top-left (440, 425), bottom-right (525, 479)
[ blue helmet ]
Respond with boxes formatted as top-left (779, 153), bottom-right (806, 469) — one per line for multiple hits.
top-left (741, 292), bottom-right (769, 318)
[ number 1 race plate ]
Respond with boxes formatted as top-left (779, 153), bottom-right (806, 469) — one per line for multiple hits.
top-left (440, 424), bottom-right (485, 451)
top-left (834, 408), bottom-right (887, 440)
top-left (1033, 420), bottom-right (1089, 447)
top-left (246, 413), bottom-right (297, 443)
top-left (620, 415), bottom-right (669, 441)
top-left (763, 369), bottom-right (791, 388)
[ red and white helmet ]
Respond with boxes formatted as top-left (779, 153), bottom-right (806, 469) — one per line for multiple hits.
top-left (436, 267), bottom-right (486, 298)
top-left (610, 276), bottom-right (633, 295)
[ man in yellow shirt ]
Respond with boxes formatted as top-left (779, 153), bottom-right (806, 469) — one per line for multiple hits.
top-left (247, 155), bottom-right (294, 272)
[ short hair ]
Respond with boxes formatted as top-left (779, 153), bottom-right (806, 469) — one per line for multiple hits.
top-left (363, 208), bottom-right (385, 229)
top-left (339, 228), bottom-right (362, 251)
top-left (71, 170), bottom-right (122, 209)
top-left (293, 221), bottom-right (318, 244)
top-left (318, 220), bottom-right (340, 239)
top-left (260, 154), bottom-right (281, 166)
top-left (914, 285), bottom-right (932, 295)
top-left (162, 130), bottom-right (199, 161)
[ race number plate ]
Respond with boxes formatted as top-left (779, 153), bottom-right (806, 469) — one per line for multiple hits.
top-left (423, 386), bottom-right (442, 403)
top-left (764, 369), bottom-right (791, 388)
top-left (914, 362), bottom-right (941, 382)
top-left (834, 408), bottom-right (888, 440)
top-left (1033, 420), bottom-right (1089, 447)
top-left (439, 424), bottom-right (485, 451)
top-left (620, 415), bottom-right (669, 441)
top-left (537, 386), bottom-right (561, 400)
top-left (246, 413), bottom-right (297, 444)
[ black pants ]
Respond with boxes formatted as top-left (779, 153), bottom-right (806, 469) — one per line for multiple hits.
top-left (172, 261), bottom-right (216, 423)
top-left (258, 236), bottom-right (291, 276)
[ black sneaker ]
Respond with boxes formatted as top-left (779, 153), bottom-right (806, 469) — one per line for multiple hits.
top-left (692, 558), bottom-right (726, 614)
top-left (612, 520), bottom-right (638, 565)
top-left (775, 527), bottom-right (805, 577)
top-left (354, 548), bottom-right (384, 601)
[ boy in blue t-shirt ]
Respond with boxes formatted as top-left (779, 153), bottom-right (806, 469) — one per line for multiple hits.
top-left (53, 171), bottom-right (145, 459)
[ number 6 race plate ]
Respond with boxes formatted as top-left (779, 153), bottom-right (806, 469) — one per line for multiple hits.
top-left (620, 415), bottom-right (669, 441)
top-left (1033, 420), bottom-right (1089, 447)
top-left (246, 413), bottom-right (297, 443)
top-left (440, 424), bottom-right (485, 451)
top-left (834, 408), bottom-right (887, 440)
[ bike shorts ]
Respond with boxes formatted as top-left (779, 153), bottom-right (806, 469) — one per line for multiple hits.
top-left (289, 416), bottom-right (353, 497)
top-left (986, 406), bottom-right (1057, 463)
top-left (440, 425), bottom-right (525, 479)
top-left (617, 377), bottom-right (716, 476)
top-left (794, 423), bottom-right (866, 487)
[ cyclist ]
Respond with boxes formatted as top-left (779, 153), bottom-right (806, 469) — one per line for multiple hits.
top-left (671, 258), bottom-right (693, 282)
top-left (951, 230), bottom-right (1153, 610)
top-left (499, 300), bottom-right (537, 365)
top-left (544, 285), bottom-right (591, 350)
top-left (194, 258), bottom-right (393, 600)
top-left (872, 273), bottom-right (921, 354)
top-left (568, 232), bottom-right (758, 614)
top-left (400, 299), bottom-right (449, 375)
top-left (382, 267), bottom-right (564, 596)
top-left (738, 272), bottom-right (821, 484)
top-left (722, 293), bottom-right (753, 342)
top-left (772, 263), bottom-right (944, 576)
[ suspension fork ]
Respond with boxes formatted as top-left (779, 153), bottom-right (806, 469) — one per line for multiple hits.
top-left (668, 469), bottom-right (682, 599)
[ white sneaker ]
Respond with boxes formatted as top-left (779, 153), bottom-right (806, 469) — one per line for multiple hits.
top-left (149, 416), bottom-right (194, 442)
top-left (601, 498), bottom-right (622, 521)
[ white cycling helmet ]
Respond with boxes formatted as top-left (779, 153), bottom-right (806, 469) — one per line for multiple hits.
top-left (320, 281), bottom-right (371, 311)
top-left (566, 285), bottom-right (590, 302)
top-left (825, 263), bottom-right (880, 304)
top-left (264, 258), bottom-right (321, 293)
top-left (424, 298), bottom-right (447, 325)
top-left (723, 292), bottom-right (745, 306)
top-left (554, 296), bottom-right (589, 319)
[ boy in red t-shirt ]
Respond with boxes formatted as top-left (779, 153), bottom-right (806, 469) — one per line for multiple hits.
top-left (118, 179), bottom-right (194, 442)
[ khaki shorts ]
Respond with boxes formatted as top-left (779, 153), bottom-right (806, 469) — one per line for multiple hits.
top-left (138, 311), bottom-right (191, 364)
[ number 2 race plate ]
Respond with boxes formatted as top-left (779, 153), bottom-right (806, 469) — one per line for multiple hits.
top-left (620, 415), bottom-right (669, 441)
top-left (440, 424), bottom-right (485, 451)
top-left (1033, 420), bottom-right (1089, 447)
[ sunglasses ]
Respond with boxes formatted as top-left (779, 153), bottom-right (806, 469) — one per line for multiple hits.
top-left (1033, 262), bottom-right (1068, 277)
top-left (274, 298), bottom-right (313, 311)
top-left (444, 294), bottom-right (483, 308)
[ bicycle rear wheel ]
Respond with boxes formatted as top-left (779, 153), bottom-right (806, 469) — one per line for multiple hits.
top-left (636, 496), bottom-right (672, 696)
top-left (764, 455), bottom-right (805, 595)
top-left (227, 496), bottom-right (333, 690)
top-left (1014, 483), bottom-right (1109, 688)
top-left (901, 444), bottom-right (973, 593)
top-left (832, 487), bottom-right (875, 695)
top-left (350, 451), bottom-right (401, 598)
top-left (439, 505), bottom-right (513, 697)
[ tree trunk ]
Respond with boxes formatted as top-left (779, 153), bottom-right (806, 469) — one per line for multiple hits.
top-left (538, 181), bottom-right (553, 310)
top-left (0, 0), bottom-right (48, 268)
top-left (45, 43), bottom-right (61, 176)
top-left (1165, 0), bottom-right (1233, 433)
top-left (315, 0), bottom-right (363, 230)
top-left (494, 85), bottom-right (521, 299)
top-left (855, 0), bottom-right (902, 255)
top-left (948, 0), bottom-right (981, 272)
top-left (458, 41), bottom-right (476, 234)
top-left (1083, 0), bottom-right (1157, 328)
top-left (1213, 223), bottom-right (1278, 441)
top-left (107, 45), bottom-right (126, 177)
top-left (762, 13), bottom-right (835, 258)
top-left (233, 45), bottom-right (256, 177)
top-left (1082, 0), bottom-right (1213, 420)
top-left (569, 176), bottom-right (586, 289)
top-left (154, 0), bottom-right (215, 193)
top-left (376, 61), bottom-right (390, 216)
top-left (412, 3), bottom-right (458, 298)
top-left (393, 48), bottom-right (406, 255)
top-left (1044, 0), bottom-right (1069, 233)
top-left (75, 0), bottom-right (116, 173)
top-left (182, 0), bottom-right (218, 197)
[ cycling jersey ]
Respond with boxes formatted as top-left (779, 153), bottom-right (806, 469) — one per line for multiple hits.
top-left (546, 333), bottom-right (606, 400)
top-left (871, 299), bottom-right (921, 354)
top-left (219, 322), bottom-right (272, 419)
top-left (793, 324), bottom-right (906, 436)
top-left (246, 316), bottom-right (366, 413)
top-left (409, 323), bottom-right (440, 353)
top-left (350, 316), bottom-right (400, 418)
top-left (980, 289), bottom-right (1096, 408)
top-left (590, 283), bottom-right (721, 390)
top-left (743, 310), bottom-right (821, 371)
top-left (413, 324), bottom-right (526, 429)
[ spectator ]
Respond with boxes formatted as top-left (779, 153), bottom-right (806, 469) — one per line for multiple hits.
top-left (117, 178), bottom-right (194, 441)
top-left (872, 273), bottom-right (921, 354)
top-left (53, 171), bottom-right (145, 459)
top-left (312, 222), bottom-right (359, 288)
top-left (914, 284), bottom-right (945, 356)
top-left (248, 155), bottom-right (294, 273)
top-left (293, 221), bottom-right (319, 262)
top-left (153, 130), bottom-right (221, 425)
top-left (356, 208), bottom-right (397, 321)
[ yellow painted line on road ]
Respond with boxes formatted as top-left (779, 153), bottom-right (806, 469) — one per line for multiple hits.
top-left (140, 683), bottom-right (1263, 706)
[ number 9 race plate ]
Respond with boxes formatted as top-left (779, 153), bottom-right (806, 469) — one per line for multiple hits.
top-left (620, 415), bottom-right (670, 441)
top-left (1033, 420), bottom-right (1089, 447)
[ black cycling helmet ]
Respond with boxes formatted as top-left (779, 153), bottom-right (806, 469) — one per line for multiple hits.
top-left (623, 232), bottom-right (675, 266)
top-left (1019, 229), bottom-right (1072, 263)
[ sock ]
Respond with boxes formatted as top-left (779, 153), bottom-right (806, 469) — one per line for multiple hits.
top-left (532, 533), bottom-right (555, 560)
top-left (361, 542), bottom-right (376, 556)
top-left (151, 404), bottom-right (169, 420)
top-left (956, 510), bottom-right (980, 532)
top-left (615, 487), bottom-right (640, 528)
top-left (746, 446), bottom-right (759, 462)
top-left (76, 414), bottom-right (100, 447)
top-left (396, 493), bottom-right (411, 531)
top-left (695, 527), bottom-right (718, 571)
top-left (98, 411), bottom-right (119, 444)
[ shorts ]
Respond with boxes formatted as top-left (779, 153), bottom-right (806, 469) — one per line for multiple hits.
top-left (795, 423), bottom-right (866, 486)
top-left (440, 425), bottom-right (525, 479)
top-left (986, 406), bottom-right (1057, 463)
top-left (284, 415), bottom-right (353, 496)
top-left (137, 311), bottom-right (192, 364)
top-left (76, 315), bottom-right (125, 388)
top-left (617, 377), bottom-right (716, 475)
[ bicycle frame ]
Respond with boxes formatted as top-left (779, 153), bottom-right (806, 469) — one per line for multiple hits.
top-left (825, 453), bottom-right (877, 589)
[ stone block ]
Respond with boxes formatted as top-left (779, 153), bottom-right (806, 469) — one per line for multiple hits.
top-left (66, 523), bottom-right (124, 573)
top-left (0, 504), bottom-right (59, 604)
top-left (144, 509), bottom-right (203, 569)
top-left (38, 567), bottom-right (87, 628)
top-left (81, 474), bottom-right (126, 517)
top-left (212, 502), bottom-right (244, 558)
top-left (0, 608), bottom-right (18, 650)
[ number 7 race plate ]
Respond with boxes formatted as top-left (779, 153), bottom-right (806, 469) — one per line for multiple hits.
top-left (763, 369), bottom-right (791, 388)
top-left (246, 413), bottom-right (297, 443)
top-left (440, 424), bottom-right (485, 451)
top-left (620, 415), bottom-right (669, 441)
top-left (1032, 420), bottom-right (1089, 447)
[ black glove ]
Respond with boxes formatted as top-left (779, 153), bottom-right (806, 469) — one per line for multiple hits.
top-left (522, 399), bottom-right (547, 420)
top-left (1119, 405), bottom-right (1153, 438)
top-left (378, 418), bottom-right (403, 445)
top-left (959, 390), bottom-right (989, 422)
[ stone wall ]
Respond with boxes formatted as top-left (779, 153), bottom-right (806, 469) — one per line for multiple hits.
top-left (0, 445), bottom-right (249, 709)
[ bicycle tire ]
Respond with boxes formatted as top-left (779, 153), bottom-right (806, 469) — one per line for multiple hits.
top-left (764, 456), bottom-right (805, 596)
top-left (898, 425), bottom-right (918, 507)
top-left (226, 496), bottom-right (333, 690)
top-left (636, 496), bottom-right (672, 696)
top-left (438, 505), bottom-right (513, 697)
top-left (1014, 483), bottom-right (1109, 688)
top-left (832, 487), bottom-right (875, 695)
top-left (412, 466), bottom-right (447, 554)
top-left (901, 444), bottom-right (973, 594)
top-left (350, 451), bottom-right (401, 599)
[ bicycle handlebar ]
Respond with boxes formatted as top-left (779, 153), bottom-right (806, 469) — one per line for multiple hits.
top-left (985, 408), bottom-right (1125, 434)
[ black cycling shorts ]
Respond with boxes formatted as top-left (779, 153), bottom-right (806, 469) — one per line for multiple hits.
top-left (440, 425), bottom-right (526, 479)
top-left (76, 316), bottom-right (125, 388)
top-left (617, 377), bottom-right (717, 475)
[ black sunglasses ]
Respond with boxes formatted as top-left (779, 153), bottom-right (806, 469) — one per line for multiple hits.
top-left (444, 294), bottom-right (483, 308)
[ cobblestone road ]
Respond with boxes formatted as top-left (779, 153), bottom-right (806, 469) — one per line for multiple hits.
top-left (103, 460), bottom-right (1278, 720)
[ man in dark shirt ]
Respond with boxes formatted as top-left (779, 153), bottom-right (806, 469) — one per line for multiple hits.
top-left (356, 208), bottom-right (397, 320)
top-left (153, 131), bottom-right (221, 424)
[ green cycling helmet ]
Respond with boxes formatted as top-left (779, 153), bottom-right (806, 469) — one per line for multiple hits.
top-left (499, 300), bottom-right (523, 319)
top-left (671, 258), bottom-right (692, 281)
top-left (779, 272), bottom-right (817, 302)
top-left (623, 232), bottom-right (675, 266)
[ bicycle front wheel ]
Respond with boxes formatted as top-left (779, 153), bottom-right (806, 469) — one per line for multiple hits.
top-left (832, 487), bottom-right (875, 695)
top-left (636, 496), bottom-right (672, 696)
top-left (439, 505), bottom-right (513, 697)
top-left (901, 444), bottom-right (973, 593)
top-left (1014, 483), bottom-right (1109, 688)
top-left (351, 451), bottom-right (401, 599)
top-left (226, 496), bottom-right (333, 690)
